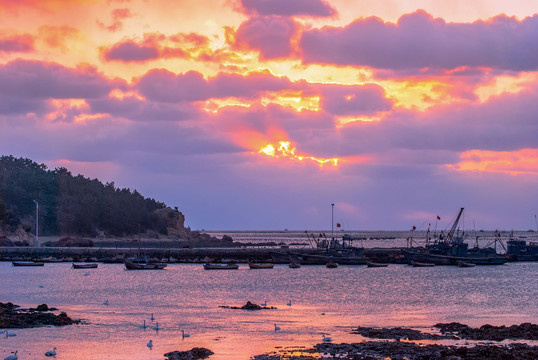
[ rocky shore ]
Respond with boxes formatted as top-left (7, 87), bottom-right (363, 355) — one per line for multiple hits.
top-left (253, 323), bottom-right (538, 360)
top-left (164, 348), bottom-right (214, 360)
top-left (0, 302), bottom-right (81, 328)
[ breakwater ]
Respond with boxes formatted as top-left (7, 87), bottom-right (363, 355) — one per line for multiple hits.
top-left (0, 246), bottom-right (403, 263)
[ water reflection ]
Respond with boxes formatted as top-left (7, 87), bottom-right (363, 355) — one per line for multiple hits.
top-left (0, 262), bottom-right (536, 359)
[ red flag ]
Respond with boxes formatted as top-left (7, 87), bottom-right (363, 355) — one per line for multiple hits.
top-left (412, 226), bottom-right (416, 231)
top-left (336, 223), bottom-right (341, 228)
top-left (437, 216), bottom-right (441, 220)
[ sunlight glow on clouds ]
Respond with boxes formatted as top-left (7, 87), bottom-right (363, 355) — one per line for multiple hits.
top-left (1, 0), bottom-right (537, 229)
top-left (259, 141), bottom-right (338, 167)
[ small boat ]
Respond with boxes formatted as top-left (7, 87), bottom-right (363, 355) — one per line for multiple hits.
top-left (289, 262), bottom-right (301, 268)
top-left (366, 261), bottom-right (388, 267)
top-left (411, 261), bottom-right (435, 267)
top-left (124, 260), bottom-right (167, 270)
top-left (203, 263), bottom-right (239, 270)
top-left (248, 261), bottom-right (274, 269)
top-left (457, 261), bottom-right (476, 267)
top-left (72, 263), bottom-right (98, 269)
top-left (326, 260), bottom-right (338, 268)
top-left (12, 261), bottom-right (44, 266)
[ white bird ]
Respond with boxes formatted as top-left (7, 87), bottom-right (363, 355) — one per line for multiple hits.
top-left (150, 313), bottom-right (155, 321)
top-left (142, 320), bottom-right (147, 329)
top-left (45, 347), bottom-right (57, 356)
top-left (261, 300), bottom-right (267, 307)
top-left (274, 324), bottom-right (280, 331)
top-left (153, 322), bottom-right (160, 331)
top-left (103, 300), bottom-right (109, 305)
top-left (147, 340), bottom-right (153, 349)
top-left (322, 334), bottom-right (333, 343)
top-left (181, 330), bottom-right (190, 339)
top-left (286, 300), bottom-right (292, 306)
top-left (4, 351), bottom-right (18, 360)
top-left (4, 331), bottom-right (16, 337)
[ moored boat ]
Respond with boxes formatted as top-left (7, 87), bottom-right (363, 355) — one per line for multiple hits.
top-left (411, 261), bottom-right (435, 267)
top-left (366, 261), bottom-right (388, 267)
top-left (247, 261), bottom-right (274, 269)
top-left (72, 263), bottom-right (98, 269)
top-left (124, 259), bottom-right (167, 270)
top-left (203, 263), bottom-right (239, 270)
top-left (403, 208), bottom-right (509, 266)
top-left (288, 262), bottom-right (301, 268)
top-left (12, 261), bottom-right (44, 266)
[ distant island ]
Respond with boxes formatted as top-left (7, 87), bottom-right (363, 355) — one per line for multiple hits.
top-left (0, 155), bottom-right (226, 247)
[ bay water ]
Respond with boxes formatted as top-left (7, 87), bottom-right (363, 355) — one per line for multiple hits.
top-left (1, 259), bottom-right (537, 359)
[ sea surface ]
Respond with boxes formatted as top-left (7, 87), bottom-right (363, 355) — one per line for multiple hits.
top-left (1, 259), bottom-right (537, 360)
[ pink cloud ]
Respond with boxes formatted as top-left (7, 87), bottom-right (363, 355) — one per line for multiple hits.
top-left (233, 16), bottom-right (299, 60)
top-left (103, 40), bottom-right (160, 62)
top-left (240, 0), bottom-right (336, 18)
top-left (0, 33), bottom-right (34, 52)
top-left (98, 8), bottom-right (133, 32)
top-left (300, 10), bottom-right (538, 71)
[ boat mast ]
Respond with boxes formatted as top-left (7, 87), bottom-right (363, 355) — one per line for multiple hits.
top-left (446, 207), bottom-right (464, 244)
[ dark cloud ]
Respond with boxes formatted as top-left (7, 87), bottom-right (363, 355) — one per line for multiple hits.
top-left (0, 59), bottom-right (123, 99)
top-left (240, 0), bottom-right (336, 17)
top-left (136, 69), bottom-right (294, 102)
top-left (321, 84), bottom-right (393, 116)
top-left (88, 96), bottom-right (198, 122)
top-left (300, 10), bottom-right (538, 71)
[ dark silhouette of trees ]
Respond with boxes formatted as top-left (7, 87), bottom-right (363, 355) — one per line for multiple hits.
top-left (0, 155), bottom-right (168, 236)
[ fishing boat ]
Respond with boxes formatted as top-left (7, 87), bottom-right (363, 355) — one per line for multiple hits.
top-left (72, 263), bottom-right (98, 269)
top-left (203, 263), bottom-right (239, 270)
top-left (411, 261), bottom-right (435, 267)
top-left (506, 235), bottom-right (538, 261)
top-left (403, 208), bottom-right (509, 266)
top-left (366, 261), bottom-right (388, 267)
top-left (124, 259), bottom-right (167, 270)
top-left (247, 261), bottom-right (274, 269)
top-left (12, 261), bottom-right (44, 266)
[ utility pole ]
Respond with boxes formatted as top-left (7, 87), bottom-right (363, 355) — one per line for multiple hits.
top-left (33, 200), bottom-right (39, 247)
top-left (331, 203), bottom-right (334, 240)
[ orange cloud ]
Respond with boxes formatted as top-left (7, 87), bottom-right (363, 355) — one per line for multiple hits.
top-left (38, 25), bottom-right (82, 51)
top-left (448, 149), bottom-right (538, 175)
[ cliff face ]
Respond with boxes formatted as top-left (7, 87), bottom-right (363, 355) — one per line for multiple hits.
top-left (154, 207), bottom-right (188, 238)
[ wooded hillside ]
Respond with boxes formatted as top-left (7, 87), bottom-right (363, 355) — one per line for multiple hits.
top-left (0, 155), bottom-right (176, 237)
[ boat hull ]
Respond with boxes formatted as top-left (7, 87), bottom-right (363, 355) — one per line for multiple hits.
top-left (72, 263), bottom-right (98, 269)
top-left (12, 261), bottom-right (44, 266)
top-left (124, 260), bottom-right (167, 270)
top-left (203, 263), bottom-right (239, 270)
top-left (247, 262), bottom-right (274, 269)
top-left (403, 250), bottom-right (508, 266)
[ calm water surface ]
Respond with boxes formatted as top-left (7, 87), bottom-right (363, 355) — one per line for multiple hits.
top-left (1, 262), bottom-right (537, 359)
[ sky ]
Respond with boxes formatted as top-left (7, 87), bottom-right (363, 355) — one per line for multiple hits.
top-left (1, 0), bottom-right (537, 231)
